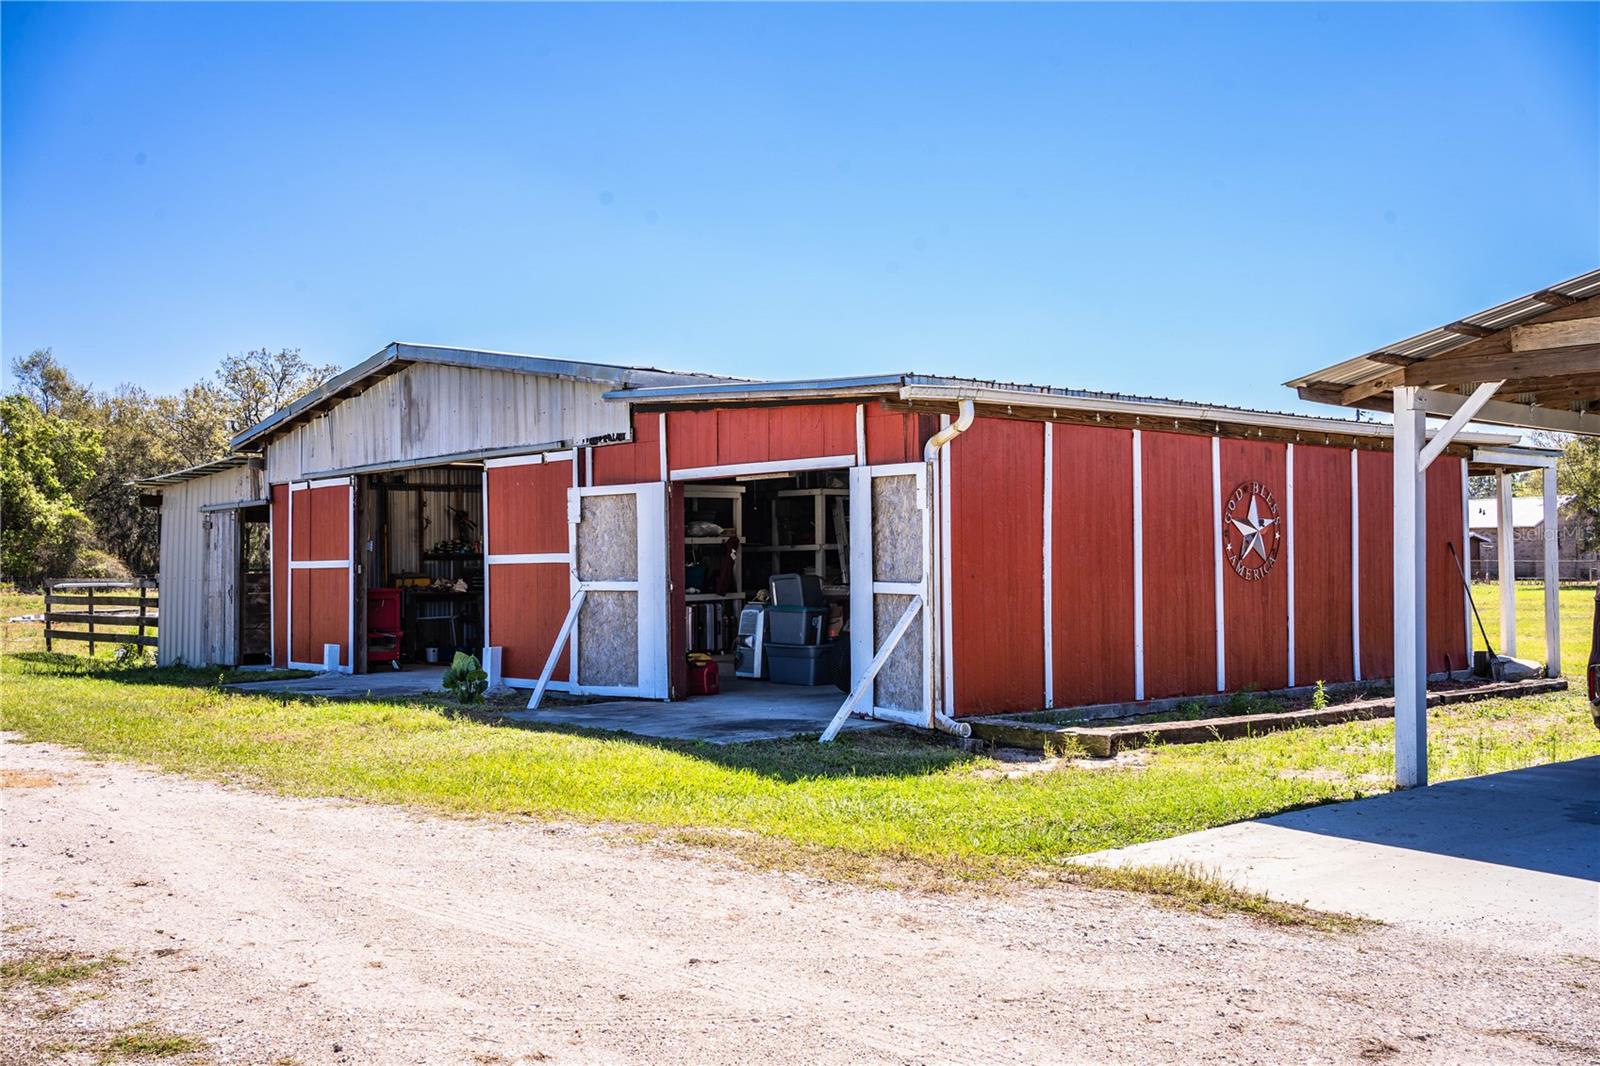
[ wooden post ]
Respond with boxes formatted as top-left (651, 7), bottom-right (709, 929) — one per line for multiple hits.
top-left (138, 582), bottom-right (149, 647)
top-left (1392, 386), bottom-right (1428, 789)
top-left (87, 584), bottom-right (96, 657)
top-left (44, 580), bottom-right (53, 653)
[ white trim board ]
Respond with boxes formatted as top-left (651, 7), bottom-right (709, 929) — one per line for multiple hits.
top-left (669, 454), bottom-right (857, 481)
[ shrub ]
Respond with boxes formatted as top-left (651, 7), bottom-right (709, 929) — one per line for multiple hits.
top-left (1311, 680), bottom-right (1329, 711)
top-left (441, 651), bottom-right (488, 704)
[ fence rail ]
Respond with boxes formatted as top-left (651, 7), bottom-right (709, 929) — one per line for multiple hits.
top-left (44, 579), bottom-right (158, 655)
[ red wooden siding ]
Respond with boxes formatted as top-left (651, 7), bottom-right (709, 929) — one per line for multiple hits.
top-left (1291, 446), bottom-right (1354, 685)
top-left (486, 461), bottom-right (570, 555)
top-left (1357, 450), bottom-right (1395, 679)
top-left (1139, 432), bottom-right (1218, 699)
top-left (491, 565), bottom-right (569, 682)
top-left (949, 417), bottom-right (1046, 715)
top-left (485, 457), bottom-right (574, 683)
top-left (1050, 424), bottom-right (1136, 706)
top-left (290, 568), bottom-right (348, 667)
top-left (864, 404), bottom-right (936, 465)
top-left (271, 483), bottom-right (288, 667)
top-left (1426, 457), bottom-right (1468, 674)
top-left (1220, 439), bottom-right (1289, 692)
top-left (665, 404), bottom-right (857, 472)
top-left (591, 412), bottom-right (661, 486)
top-left (290, 484), bottom-right (349, 562)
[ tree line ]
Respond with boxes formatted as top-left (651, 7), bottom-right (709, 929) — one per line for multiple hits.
top-left (2, 348), bottom-right (336, 586)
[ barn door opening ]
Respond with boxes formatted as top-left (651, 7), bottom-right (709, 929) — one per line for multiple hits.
top-left (569, 481), bottom-right (669, 698)
top-left (843, 462), bottom-right (934, 727)
top-left (287, 476), bottom-right (354, 672)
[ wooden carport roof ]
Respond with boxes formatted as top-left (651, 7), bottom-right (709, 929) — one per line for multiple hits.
top-left (1285, 268), bottom-right (1600, 437)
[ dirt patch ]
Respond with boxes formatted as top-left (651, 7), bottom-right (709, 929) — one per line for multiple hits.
top-left (0, 769), bottom-right (59, 789)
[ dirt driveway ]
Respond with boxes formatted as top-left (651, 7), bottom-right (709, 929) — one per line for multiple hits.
top-left (3, 736), bottom-right (1597, 1065)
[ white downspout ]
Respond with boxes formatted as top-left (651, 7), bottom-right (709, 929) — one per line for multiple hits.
top-left (924, 399), bottom-right (975, 737)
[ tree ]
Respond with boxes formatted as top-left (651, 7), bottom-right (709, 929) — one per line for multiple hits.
top-left (214, 348), bottom-right (338, 435)
top-left (1555, 436), bottom-right (1600, 552)
top-left (11, 348), bottom-right (90, 418)
top-left (0, 393), bottom-right (106, 584)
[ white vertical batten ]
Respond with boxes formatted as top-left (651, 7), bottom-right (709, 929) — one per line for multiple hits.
top-left (1543, 463), bottom-right (1561, 677)
top-left (1286, 443), bottom-right (1296, 689)
top-left (1132, 429), bottom-right (1145, 701)
top-left (1461, 459), bottom-right (1472, 668)
top-left (658, 413), bottom-right (668, 481)
top-left (347, 476), bottom-right (356, 674)
top-left (1497, 469), bottom-right (1517, 657)
top-left (1392, 387), bottom-right (1428, 789)
top-left (287, 483), bottom-right (295, 668)
top-left (854, 403), bottom-right (867, 467)
top-left (481, 466), bottom-right (491, 651)
top-left (1351, 449), bottom-right (1361, 681)
top-left (1212, 435), bottom-right (1226, 693)
top-left (1042, 422), bottom-right (1054, 709)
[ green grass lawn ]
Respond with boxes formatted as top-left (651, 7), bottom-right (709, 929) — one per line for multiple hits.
top-left (1471, 580), bottom-right (1594, 674)
top-left (2, 585), bottom-right (1597, 885)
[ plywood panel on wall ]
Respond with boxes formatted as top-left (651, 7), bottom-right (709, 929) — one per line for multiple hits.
top-left (1050, 424), bottom-right (1136, 706)
top-left (949, 417), bottom-right (1045, 715)
top-left (1219, 439), bottom-right (1289, 692)
top-left (1292, 446), bottom-right (1354, 685)
top-left (1139, 432), bottom-right (1217, 700)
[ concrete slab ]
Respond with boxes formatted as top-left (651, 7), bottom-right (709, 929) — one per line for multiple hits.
top-left (227, 666), bottom-right (450, 699)
top-left (504, 677), bottom-right (869, 744)
top-left (1079, 756), bottom-right (1600, 956)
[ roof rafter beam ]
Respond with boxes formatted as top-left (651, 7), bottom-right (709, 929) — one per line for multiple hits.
top-left (1414, 388), bottom-right (1599, 436)
top-left (1401, 342), bottom-right (1600, 389)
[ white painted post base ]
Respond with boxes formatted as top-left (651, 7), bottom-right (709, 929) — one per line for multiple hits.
top-left (482, 646), bottom-right (508, 694)
top-left (322, 643), bottom-right (341, 674)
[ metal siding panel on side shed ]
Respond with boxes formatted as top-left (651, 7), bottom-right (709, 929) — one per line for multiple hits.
top-left (1139, 431), bottom-right (1218, 699)
top-left (154, 464), bottom-right (263, 667)
top-left (1357, 450), bottom-right (1395, 679)
top-left (1051, 423), bottom-right (1137, 707)
top-left (949, 417), bottom-right (1046, 715)
top-left (1220, 438), bottom-right (1289, 692)
top-left (1291, 445), bottom-right (1355, 685)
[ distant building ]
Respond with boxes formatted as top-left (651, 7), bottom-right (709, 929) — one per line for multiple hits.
top-left (1468, 494), bottom-right (1596, 581)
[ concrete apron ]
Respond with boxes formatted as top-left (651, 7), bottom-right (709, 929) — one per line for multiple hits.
top-left (1077, 756), bottom-right (1600, 957)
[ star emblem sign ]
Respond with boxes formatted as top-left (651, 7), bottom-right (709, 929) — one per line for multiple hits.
top-left (1230, 495), bottom-right (1278, 563)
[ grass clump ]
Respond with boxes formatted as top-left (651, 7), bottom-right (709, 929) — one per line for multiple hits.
top-left (1057, 862), bottom-right (1374, 932)
top-left (1, 951), bottom-right (124, 988)
top-left (97, 1024), bottom-right (207, 1060)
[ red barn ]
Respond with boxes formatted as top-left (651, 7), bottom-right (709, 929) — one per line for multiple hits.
top-left (139, 345), bottom-right (1544, 730)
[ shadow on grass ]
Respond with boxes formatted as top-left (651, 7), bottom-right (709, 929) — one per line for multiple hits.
top-left (5, 651), bottom-right (982, 783)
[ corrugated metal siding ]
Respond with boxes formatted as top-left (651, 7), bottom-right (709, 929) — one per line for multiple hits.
top-left (264, 362), bottom-right (632, 482)
top-left (156, 464), bottom-right (265, 666)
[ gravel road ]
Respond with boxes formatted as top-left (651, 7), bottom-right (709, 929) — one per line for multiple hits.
top-left (3, 735), bottom-right (1596, 1064)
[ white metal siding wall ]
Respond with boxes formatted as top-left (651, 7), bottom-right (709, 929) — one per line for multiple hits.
top-left (264, 363), bottom-right (633, 483)
top-left (156, 465), bottom-right (264, 666)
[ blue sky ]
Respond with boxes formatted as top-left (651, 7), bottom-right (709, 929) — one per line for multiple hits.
top-left (3, 2), bottom-right (1595, 414)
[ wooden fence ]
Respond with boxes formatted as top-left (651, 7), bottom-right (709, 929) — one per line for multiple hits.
top-left (44, 579), bottom-right (159, 655)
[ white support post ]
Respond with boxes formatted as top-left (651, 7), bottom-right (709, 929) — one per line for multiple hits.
top-left (1498, 470), bottom-right (1517, 657)
top-left (1543, 464), bottom-right (1561, 677)
top-left (483, 645), bottom-right (505, 693)
top-left (1392, 387), bottom-right (1429, 789)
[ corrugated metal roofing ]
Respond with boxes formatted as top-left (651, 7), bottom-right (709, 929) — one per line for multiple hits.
top-left (133, 454), bottom-right (255, 488)
top-left (1284, 268), bottom-right (1600, 391)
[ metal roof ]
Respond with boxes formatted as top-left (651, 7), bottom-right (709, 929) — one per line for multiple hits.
top-left (133, 454), bottom-right (255, 489)
top-left (1284, 268), bottom-right (1600, 392)
top-left (228, 342), bottom-right (736, 450)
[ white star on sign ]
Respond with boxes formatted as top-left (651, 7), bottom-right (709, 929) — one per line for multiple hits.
top-left (1230, 496), bottom-right (1278, 562)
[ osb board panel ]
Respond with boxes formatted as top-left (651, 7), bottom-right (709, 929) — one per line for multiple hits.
top-left (1140, 431), bottom-right (1217, 700)
top-left (666, 404), bottom-right (857, 472)
top-left (1050, 423), bottom-right (1136, 707)
top-left (874, 592), bottom-right (924, 712)
top-left (950, 417), bottom-right (1045, 716)
top-left (1357, 449), bottom-right (1394, 679)
top-left (1426, 457), bottom-right (1468, 674)
top-left (591, 412), bottom-right (660, 486)
top-left (271, 484), bottom-right (289, 667)
top-left (1219, 438), bottom-right (1289, 692)
top-left (1292, 445), bottom-right (1354, 685)
top-left (577, 493), bottom-right (638, 582)
top-left (872, 474), bottom-right (923, 584)
top-left (579, 590), bottom-right (638, 687)
top-left (865, 405), bottom-right (936, 466)
top-left (489, 564), bottom-right (568, 682)
top-left (291, 484), bottom-right (348, 562)
top-left (487, 460), bottom-right (570, 556)
top-left (290, 567), bottom-right (347, 666)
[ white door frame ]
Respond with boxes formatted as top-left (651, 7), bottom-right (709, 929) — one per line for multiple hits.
top-left (568, 480), bottom-right (670, 699)
top-left (848, 461), bottom-right (935, 726)
top-left (285, 476), bottom-right (355, 673)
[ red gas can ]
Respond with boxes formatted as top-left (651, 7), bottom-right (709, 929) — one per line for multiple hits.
top-left (686, 654), bottom-right (720, 696)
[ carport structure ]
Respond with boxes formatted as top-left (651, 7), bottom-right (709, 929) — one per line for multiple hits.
top-left (1288, 268), bottom-right (1600, 787)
